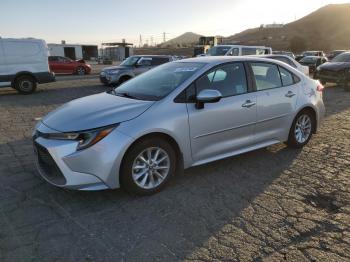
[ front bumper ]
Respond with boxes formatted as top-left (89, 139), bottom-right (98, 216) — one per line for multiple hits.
top-left (33, 122), bottom-right (134, 191)
top-left (35, 72), bottom-right (56, 84)
top-left (99, 72), bottom-right (120, 85)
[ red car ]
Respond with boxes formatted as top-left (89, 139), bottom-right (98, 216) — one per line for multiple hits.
top-left (48, 56), bottom-right (91, 75)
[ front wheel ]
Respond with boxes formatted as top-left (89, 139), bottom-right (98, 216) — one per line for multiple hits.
top-left (120, 138), bottom-right (176, 195)
top-left (76, 67), bottom-right (86, 75)
top-left (286, 111), bottom-right (315, 148)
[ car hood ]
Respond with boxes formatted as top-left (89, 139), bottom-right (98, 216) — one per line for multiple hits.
top-left (318, 62), bottom-right (350, 72)
top-left (102, 65), bottom-right (131, 71)
top-left (42, 92), bottom-right (155, 132)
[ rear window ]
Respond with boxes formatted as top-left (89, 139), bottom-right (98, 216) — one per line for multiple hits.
top-left (251, 63), bottom-right (282, 90)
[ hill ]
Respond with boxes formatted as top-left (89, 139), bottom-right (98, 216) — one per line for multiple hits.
top-left (224, 4), bottom-right (350, 52)
top-left (160, 32), bottom-right (202, 47)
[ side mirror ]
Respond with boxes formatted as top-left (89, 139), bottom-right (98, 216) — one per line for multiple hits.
top-left (196, 89), bottom-right (222, 109)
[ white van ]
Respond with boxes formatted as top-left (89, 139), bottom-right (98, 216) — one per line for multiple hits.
top-left (207, 45), bottom-right (272, 56)
top-left (0, 38), bottom-right (55, 94)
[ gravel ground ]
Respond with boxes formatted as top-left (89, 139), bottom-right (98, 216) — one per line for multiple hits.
top-left (0, 79), bottom-right (349, 262)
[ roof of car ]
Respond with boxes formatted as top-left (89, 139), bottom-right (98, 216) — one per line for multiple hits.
top-left (213, 45), bottom-right (270, 48)
top-left (132, 55), bottom-right (172, 58)
top-left (177, 56), bottom-right (287, 64)
top-left (257, 54), bottom-right (292, 59)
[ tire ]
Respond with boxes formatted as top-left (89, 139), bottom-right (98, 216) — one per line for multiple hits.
top-left (286, 110), bottom-right (315, 148)
top-left (76, 67), bottom-right (86, 75)
top-left (120, 138), bottom-right (176, 195)
top-left (14, 75), bottom-right (37, 94)
top-left (119, 76), bottom-right (131, 85)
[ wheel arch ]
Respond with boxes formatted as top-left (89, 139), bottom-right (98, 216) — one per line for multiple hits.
top-left (120, 132), bottom-right (184, 184)
top-left (119, 74), bottom-right (133, 82)
top-left (11, 71), bottom-right (37, 86)
top-left (295, 106), bottom-right (318, 133)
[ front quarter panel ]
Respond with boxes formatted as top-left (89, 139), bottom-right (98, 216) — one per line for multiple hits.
top-left (117, 100), bottom-right (192, 168)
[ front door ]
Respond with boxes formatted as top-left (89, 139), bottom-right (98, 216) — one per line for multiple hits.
top-left (187, 62), bottom-right (257, 163)
top-left (249, 62), bottom-right (299, 143)
top-left (134, 57), bottom-right (153, 75)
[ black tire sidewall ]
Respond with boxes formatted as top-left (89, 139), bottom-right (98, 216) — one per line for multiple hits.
top-left (287, 111), bottom-right (314, 148)
top-left (120, 138), bottom-right (176, 195)
top-left (15, 76), bottom-right (37, 94)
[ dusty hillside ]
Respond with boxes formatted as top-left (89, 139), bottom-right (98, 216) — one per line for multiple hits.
top-left (160, 32), bottom-right (202, 47)
top-left (224, 4), bottom-right (350, 51)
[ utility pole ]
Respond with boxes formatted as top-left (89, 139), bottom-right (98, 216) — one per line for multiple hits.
top-left (139, 34), bottom-right (143, 47)
top-left (162, 32), bottom-right (169, 43)
top-left (151, 36), bottom-right (154, 47)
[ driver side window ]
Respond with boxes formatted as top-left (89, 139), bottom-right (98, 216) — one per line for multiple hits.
top-left (137, 58), bottom-right (152, 66)
top-left (195, 63), bottom-right (248, 97)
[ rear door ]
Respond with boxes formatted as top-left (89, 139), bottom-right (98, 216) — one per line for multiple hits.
top-left (249, 62), bottom-right (300, 143)
top-left (187, 62), bottom-right (257, 163)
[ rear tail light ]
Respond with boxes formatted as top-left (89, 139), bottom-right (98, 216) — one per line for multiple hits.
top-left (316, 83), bottom-right (324, 92)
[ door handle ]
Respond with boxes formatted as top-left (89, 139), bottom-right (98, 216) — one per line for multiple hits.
top-left (285, 91), bottom-right (296, 98)
top-left (242, 100), bottom-right (256, 108)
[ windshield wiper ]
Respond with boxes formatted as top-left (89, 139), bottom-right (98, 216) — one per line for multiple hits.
top-left (115, 92), bottom-right (138, 99)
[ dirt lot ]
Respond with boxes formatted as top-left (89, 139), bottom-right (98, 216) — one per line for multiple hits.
top-left (0, 79), bottom-right (349, 261)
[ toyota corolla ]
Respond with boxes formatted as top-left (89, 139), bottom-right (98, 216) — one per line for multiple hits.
top-left (33, 57), bottom-right (325, 195)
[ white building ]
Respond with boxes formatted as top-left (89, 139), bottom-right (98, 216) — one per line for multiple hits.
top-left (48, 41), bottom-right (98, 60)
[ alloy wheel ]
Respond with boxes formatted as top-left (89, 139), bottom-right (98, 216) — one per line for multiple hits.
top-left (77, 67), bottom-right (85, 75)
top-left (132, 147), bottom-right (170, 189)
top-left (294, 114), bottom-right (312, 144)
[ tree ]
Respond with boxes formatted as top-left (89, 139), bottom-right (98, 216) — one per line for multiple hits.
top-left (289, 36), bottom-right (307, 53)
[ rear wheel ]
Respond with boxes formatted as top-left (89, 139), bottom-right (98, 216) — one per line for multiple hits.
top-left (287, 110), bottom-right (315, 148)
top-left (14, 75), bottom-right (37, 94)
top-left (120, 138), bottom-right (176, 195)
top-left (76, 67), bottom-right (86, 75)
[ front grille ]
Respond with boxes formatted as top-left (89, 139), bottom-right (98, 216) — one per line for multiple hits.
top-left (34, 143), bottom-right (66, 185)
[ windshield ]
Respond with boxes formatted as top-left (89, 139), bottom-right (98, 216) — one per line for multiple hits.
top-left (331, 53), bottom-right (350, 62)
top-left (303, 52), bottom-right (317, 57)
top-left (207, 46), bottom-right (231, 56)
top-left (120, 56), bottom-right (140, 66)
top-left (301, 57), bottom-right (317, 63)
top-left (113, 62), bottom-right (205, 101)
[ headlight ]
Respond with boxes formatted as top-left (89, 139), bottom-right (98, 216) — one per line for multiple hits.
top-left (47, 125), bottom-right (117, 150)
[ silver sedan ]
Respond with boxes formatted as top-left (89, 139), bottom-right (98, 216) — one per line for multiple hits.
top-left (33, 57), bottom-right (325, 195)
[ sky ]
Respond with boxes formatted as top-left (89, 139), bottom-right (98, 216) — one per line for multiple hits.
top-left (0, 0), bottom-right (349, 46)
